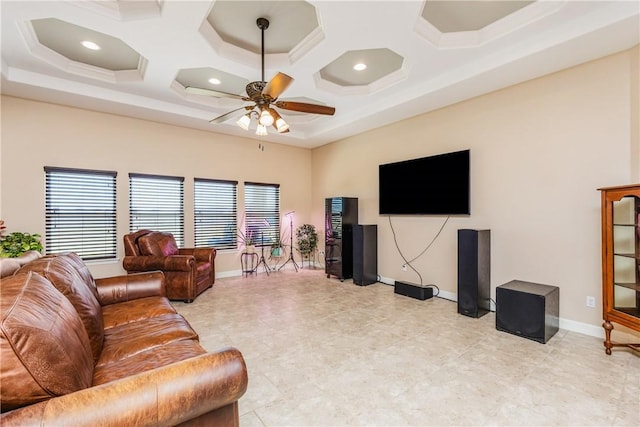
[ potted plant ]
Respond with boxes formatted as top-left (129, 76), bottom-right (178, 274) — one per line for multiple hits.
top-left (269, 219), bottom-right (291, 258)
top-left (237, 228), bottom-right (255, 253)
top-left (296, 224), bottom-right (318, 262)
top-left (0, 231), bottom-right (43, 258)
top-left (270, 229), bottom-right (289, 257)
top-left (270, 241), bottom-right (282, 257)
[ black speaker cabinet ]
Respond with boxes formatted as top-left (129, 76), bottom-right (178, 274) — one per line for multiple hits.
top-left (325, 197), bottom-right (358, 281)
top-left (496, 280), bottom-right (559, 344)
top-left (353, 224), bottom-right (377, 285)
top-left (457, 229), bottom-right (491, 318)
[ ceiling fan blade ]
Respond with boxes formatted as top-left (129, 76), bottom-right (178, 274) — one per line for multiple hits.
top-left (186, 86), bottom-right (249, 101)
top-left (209, 106), bottom-right (253, 124)
top-left (262, 72), bottom-right (293, 100)
top-left (274, 101), bottom-right (336, 116)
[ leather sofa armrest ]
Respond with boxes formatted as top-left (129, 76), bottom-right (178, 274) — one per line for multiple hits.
top-left (123, 255), bottom-right (195, 272)
top-left (179, 247), bottom-right (216, 263)
top-left (0, 348), bottom-right (248, 427)
top-left (95, 271), bottom-right (166, 305)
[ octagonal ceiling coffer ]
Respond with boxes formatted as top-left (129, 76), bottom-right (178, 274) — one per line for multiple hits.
top-left (26, 18), bottom-right (146, 83)
top-left (319, 48), bottom-right (404, 87)
top-left (175, 67), bottom-right (249, 97)
top-left (32, 18), bottom-right (141, 70)
top-left (415, 0), bottom-right (561, 49)
top-left (422, 1), bottom-right (534, 33)
top-left (73, 0), bottom-right (162, 21)
top-left (200, 0), bottom-right (323, 65)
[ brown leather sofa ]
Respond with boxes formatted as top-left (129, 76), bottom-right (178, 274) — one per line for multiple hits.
top-left (0, 250), bottom-right (42, 277)
top-left (1, 252), bottom-right (247, 426)
top-left (123, 230), bottom-right (216, 302)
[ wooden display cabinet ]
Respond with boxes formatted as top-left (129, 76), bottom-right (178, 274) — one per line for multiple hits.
top-left (599, 184), bottom-right (640, 354)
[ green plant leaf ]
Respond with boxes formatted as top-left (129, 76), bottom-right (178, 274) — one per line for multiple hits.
top-left (0, 231), bottom-right (43, 257)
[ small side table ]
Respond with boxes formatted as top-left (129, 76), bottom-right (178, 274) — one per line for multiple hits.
top-left (241, 252), bottom-right (258, 277)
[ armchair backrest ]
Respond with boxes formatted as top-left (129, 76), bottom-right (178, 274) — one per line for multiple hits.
top-left (123, 230), bottom-right (179, 257)
top-left (123, 229), bottom-right (152, 256)
top-left (137, 232), bottom-right (179, 256)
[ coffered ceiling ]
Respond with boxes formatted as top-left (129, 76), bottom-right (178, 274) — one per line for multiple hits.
top-left (1, 1), bottom-right (638, 148)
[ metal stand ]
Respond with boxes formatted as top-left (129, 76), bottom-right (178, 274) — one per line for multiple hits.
top-left (279, 212), bottom-right (299, 272)
top-left (256, 232), bottom-right (271, 276)
top-left (241, 252), bottom-right (258, 277)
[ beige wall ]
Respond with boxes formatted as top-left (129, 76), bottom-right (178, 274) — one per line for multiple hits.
top-left (631, 46), bottom-right (639, 179)
top-left (312, 46), bottom-right (640, 335)
top-left (0, 97), bottom-right (313, 277)
top-left (1, 46), bottom-right (638, 336)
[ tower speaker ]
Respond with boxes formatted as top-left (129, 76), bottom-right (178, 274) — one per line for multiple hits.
top-left (496, 280), bottom-right (559, 343)
top-left (457, 229), bottom-right (490, 318)
top-left (353, 224), bottom-right (377, 286)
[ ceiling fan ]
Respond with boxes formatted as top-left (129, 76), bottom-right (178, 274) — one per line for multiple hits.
top-left (186, 17), bottom-right (335, 135)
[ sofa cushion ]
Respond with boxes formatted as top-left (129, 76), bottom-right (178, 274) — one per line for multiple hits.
top-left (96, 313), bottom-right (198, 368)
top-left (0, 271), bottom-right (94, 411)
top-left (92, 339), bottom-right (207, 386)
top-left (138, 232), bottom-right (179, 257)
top-left (101, 296), bottom-right (178, 330)
top-left (0, 258), bottom-right (20, 278)
top-left (54, 252), bottom-right (99, 300)
top-left (0, 251), bottom-right (42, 279)
top-left (18, 256), bottom-right (104, 363)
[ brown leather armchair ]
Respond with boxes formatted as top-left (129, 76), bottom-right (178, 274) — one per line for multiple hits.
top-left (123, 230), bottom-right (216, 302)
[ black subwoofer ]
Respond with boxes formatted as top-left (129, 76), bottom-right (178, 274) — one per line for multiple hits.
top-left (457, 229), bottom-right (491, 318)
top-left (496, 280), bottom-right (559, 344)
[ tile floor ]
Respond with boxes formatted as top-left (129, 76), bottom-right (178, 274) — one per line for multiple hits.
top-left (173, 268), bottom-right (640, 426)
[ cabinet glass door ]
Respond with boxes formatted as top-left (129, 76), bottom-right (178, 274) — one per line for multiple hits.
top-left (612, 195), bottom-right (640, 318)
top-left (325, 198), bottom-right (343, 275)
top-left (329, 198), bottom-right (343, 238)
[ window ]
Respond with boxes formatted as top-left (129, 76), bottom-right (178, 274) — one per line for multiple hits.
top-left (194, 178), bottom-right (238, 250)
top-left (44, 167), bottom-right (117, 260)
top-left (244, 182), bottom-right (280, 246)
top-left (129, 173), bottom-right (184, 246)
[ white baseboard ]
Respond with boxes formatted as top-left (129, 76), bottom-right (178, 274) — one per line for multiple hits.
top-left (217, 271), bottom-right (608, 339)
top-left (558, 318), bottom-right (604, 338)
top-left (215, 262), bottom-right (305, 279)
top-left (216, 269), bottom-right (242, 279)
top-left (381, 276), bottom-right (606, 339)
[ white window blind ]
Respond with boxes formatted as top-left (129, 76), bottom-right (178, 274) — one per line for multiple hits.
top-left (44, 167), bottom-right (117, 260)
top-left (194, 178), bottom-right (238, 250)
top-left (129, 173), bottom-right (184, 247)
top-left (244, 182), bottom-right (280, 246)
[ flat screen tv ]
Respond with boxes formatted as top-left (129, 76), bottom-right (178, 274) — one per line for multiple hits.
top-left (379, 149), bottom-right (470, 215)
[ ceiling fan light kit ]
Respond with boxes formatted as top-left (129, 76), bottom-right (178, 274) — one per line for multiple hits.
top-left (259, 108), bottom-right (274, 126)
top-left (256, 124), bottom-right (268, 136)
top-left (236, 113), bottom-right (252, 131)
top-left (272, 110), bottom-right (290, 133)
top-left (189, 17), bottom-right (335, 136)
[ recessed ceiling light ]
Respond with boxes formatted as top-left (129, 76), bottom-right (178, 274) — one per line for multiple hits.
top-left (353, 63), bottom-right (367, 71)
top-left (208, 78), bottom-right (221, 85)
top-left (81, 40), bottom-right (101, 50)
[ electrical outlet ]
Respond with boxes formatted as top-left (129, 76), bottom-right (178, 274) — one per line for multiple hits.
top-left (318, 250), bottom-right (324, 256)
top-left (402, 264), bottom-right (407, 272)
top-left (586, 296), bottom-right (596, 308)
